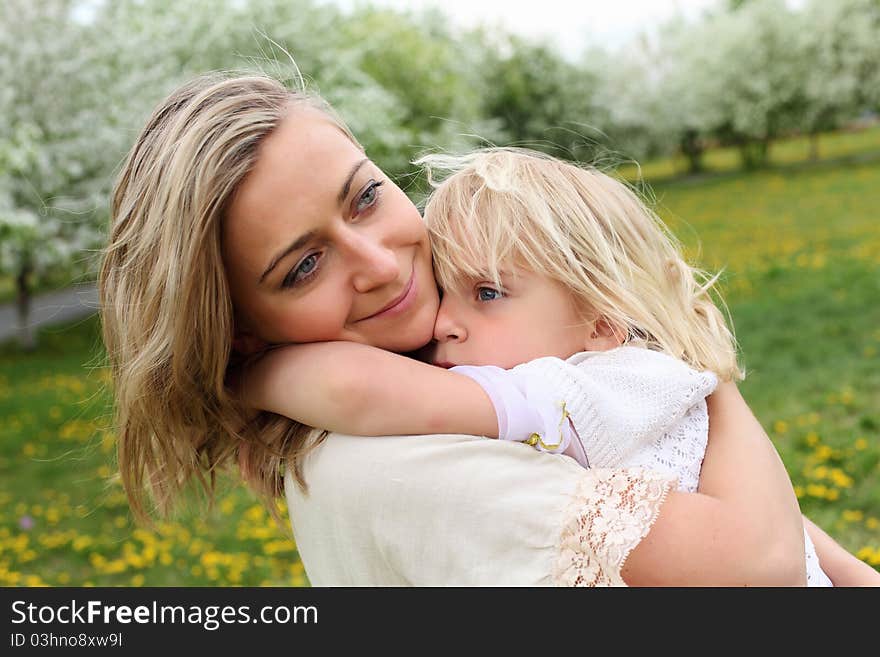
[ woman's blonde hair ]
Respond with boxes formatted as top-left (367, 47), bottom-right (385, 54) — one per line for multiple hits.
top-left (418, 147), bottom-right (742, 381)
top-left (100, 73), bottom-right (358, 522)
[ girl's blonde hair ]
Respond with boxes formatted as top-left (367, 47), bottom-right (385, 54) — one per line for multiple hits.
top-left (100, 73), bottom-right (358, 521)
top-left (419, 147), bottom-right (742, 381)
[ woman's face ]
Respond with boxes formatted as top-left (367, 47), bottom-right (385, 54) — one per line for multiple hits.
top-left (222, 107), bottom-right (439, 353)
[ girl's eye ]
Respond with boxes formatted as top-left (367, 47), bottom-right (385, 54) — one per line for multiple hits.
top-left (476, 286), bottom-right (503, 302)
top-left (354, 180), bottom-right (384, 215)
top-left (282, 252), bottom-right (321, 289)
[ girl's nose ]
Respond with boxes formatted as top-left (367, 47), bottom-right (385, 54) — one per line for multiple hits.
top-left (433, 296), bottom-right (467, 343)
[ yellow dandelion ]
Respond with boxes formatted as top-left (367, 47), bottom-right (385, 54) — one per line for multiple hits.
top-left (842, 510), bottom-right (864, 523)
top-left (773, 420), bottom-right (789, 434)
top-left (244, 505), bottom-right (266, 522)
top-left (854, 438), bottom-right (868, 451)
top-left (829, 468), bottom-right (853, 488)
top-left (806, 484), bottom-right (828, 498)
top-left (72, 536), bottom-right (93, 551)
top-left (24, 574), bottom-right (46, 587)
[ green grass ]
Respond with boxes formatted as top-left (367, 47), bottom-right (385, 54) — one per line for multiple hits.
top-left (0, 317), bottom-right (307, 587)
top-left (647, 150), bottom-right (880, 561)
top-left (1, 127), bottom-right (879, 586)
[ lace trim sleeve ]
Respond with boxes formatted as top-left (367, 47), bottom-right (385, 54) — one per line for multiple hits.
top-left (553, 468), bottom-right (675, 586)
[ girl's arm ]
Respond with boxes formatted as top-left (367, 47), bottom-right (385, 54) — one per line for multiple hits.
top-left (241, 341), bottom-right (499, 438)
top-left (803, 515), bottom-right (880, 586)
top-left (621, 381), bottom-right (808, 586)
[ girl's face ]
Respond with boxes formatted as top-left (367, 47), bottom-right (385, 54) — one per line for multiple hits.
top-left (222, 107), bottom-right (439, 353)
top-left (431, 267), bottom-right (619, 369)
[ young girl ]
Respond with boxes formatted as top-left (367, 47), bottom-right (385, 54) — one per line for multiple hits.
top-left (240, 147), bottom-right (831, 585)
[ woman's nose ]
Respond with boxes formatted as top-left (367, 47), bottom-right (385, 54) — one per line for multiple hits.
top-left (349, 235), bottom-right (400, 293)
top-left (433, 298), bottom-right (467, 343)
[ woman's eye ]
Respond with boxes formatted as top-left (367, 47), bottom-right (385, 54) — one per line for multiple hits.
top-left (355, 180), bottom-right (384, 215)
top-left (282, 252), bottom-right (320, 288)
top-left (476, 286), bottom-right (503, 302)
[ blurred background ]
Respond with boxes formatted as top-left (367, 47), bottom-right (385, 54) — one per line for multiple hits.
top-left (1, 0), bottom-right (878, 586)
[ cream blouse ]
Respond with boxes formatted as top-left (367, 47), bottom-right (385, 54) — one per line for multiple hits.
top-left (285, 433), bottom-right (675, 586)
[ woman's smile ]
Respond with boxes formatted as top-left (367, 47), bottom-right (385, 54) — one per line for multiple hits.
top-left (357, 267), bottom-right (417, 323)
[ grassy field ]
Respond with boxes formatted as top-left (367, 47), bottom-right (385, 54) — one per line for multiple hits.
top-left (0, 320), bottom-right (306, 587)
top-left (1, 129), bottom-right (878, 586)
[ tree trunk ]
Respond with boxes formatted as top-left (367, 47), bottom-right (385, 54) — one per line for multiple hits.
top-left (681, 130), bottom-right (704, 175)
top-left (16, 261), bottom-right (35, 351)
top-left (739, 138), bottom-right (771, 170)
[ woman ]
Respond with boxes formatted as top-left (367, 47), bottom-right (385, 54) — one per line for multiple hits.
top-left (100, 72), bottom-right (877, 586)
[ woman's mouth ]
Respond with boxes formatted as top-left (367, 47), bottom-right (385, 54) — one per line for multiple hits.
top-left (360, 270), bottom-right (417, 322)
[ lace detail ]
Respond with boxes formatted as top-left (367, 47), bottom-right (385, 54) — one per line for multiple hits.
top-left (553, 468), bottom-right (675, 587)
top-left (625, 400), bottom-right (709, 493)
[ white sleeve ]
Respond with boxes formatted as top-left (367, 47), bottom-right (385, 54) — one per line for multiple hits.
top-left (285, 432), bottom-right (675, 586)
top-left (510, 347), bottom-right (718, 468)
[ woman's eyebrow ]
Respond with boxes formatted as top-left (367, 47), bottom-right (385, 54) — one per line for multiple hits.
top-left (337, 158), bottom-right (369, 205)
top-left (258, 158), bottom-right (370, 285)
top-left (259, 230), bottom-right (317, 284)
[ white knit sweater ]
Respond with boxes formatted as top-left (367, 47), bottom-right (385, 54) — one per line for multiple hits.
top-left (509, 346), bottom-right (717, 490)
top-left (506, 346), bottom-right (831, 586)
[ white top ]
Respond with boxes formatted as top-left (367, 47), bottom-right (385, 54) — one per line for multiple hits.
top-left (505, 346), bottom-right (718, 491)
top-left (285, 433), bottom-right (674, 586)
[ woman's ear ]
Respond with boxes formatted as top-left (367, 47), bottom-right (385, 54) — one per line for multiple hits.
top-left (583, 316), bottom-right (626, 352)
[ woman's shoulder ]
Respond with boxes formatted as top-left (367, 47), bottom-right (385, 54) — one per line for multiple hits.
top-left (292, 432), bottom-right (581, 500)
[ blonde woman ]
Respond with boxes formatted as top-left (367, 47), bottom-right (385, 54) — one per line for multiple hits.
top-left (100, 72), bottom-right (876, 586)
